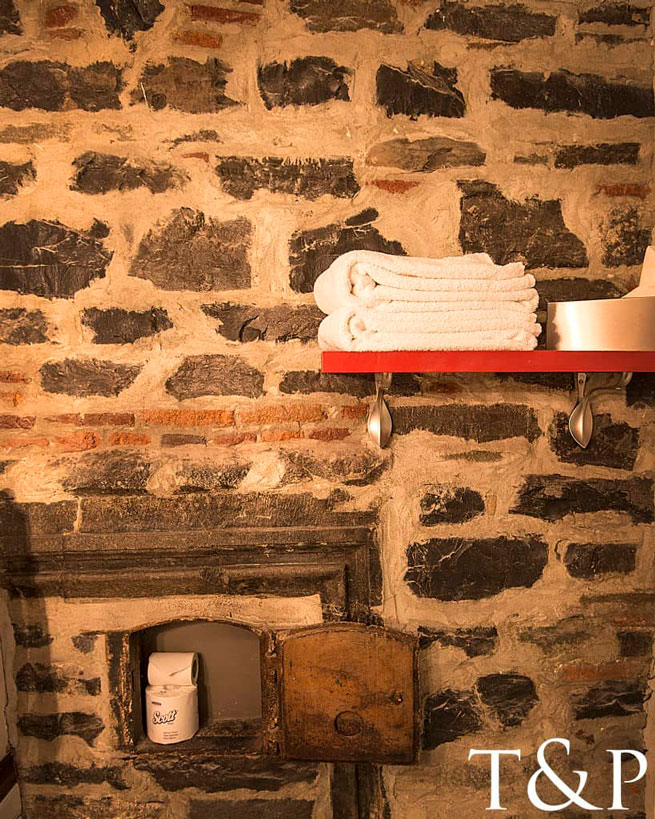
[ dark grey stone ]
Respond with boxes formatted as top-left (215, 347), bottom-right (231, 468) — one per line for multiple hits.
top-left (131, 209), bottom-right (252, 291)
top-left (22, 795), bottom-right (165, 819)
top-left (602, 206), bottom-right (651, 267)
top-left (22, 761), bottom-right (127, 790)
top-left (518, 617), bottom-right (591, 652)
top-left (536, 278), bottom-right (624, 311)
top-left (133, 756), bottom-right (317, 793)
top-left (0, 159), bottom-right (34, 195)
top-left (72, 152), bottom-right (188, 195)
top-left (579, 3), bottom-right (650, 25)
top-left (418, 626), bottom-right (498, 657)
top-left (16, 663), bottom-right (101, 695)
top-left (0, 0), bottom-right (21, 34)
top-left (63, 451), bottom-right (152, 495)
top-left (132, 58), bottom-right (237, 113)
top-left (41, 359), bottom-right (142, 397)
top-left (0, 498), bottom-right (77, 537)
top-left (215, 156), bottom-right (359, 201)
top-left (0, 61), bottom-right (123, 111)
top-left (573, 680), bottom-right (646, 719)
top-left (72, 633), bottom-right (99, 654)
top-left (289, 0), bottom-right (401, 33)
top-left (423, 689), bottom-right (482, 748)
top-left (376, 62), bottom-right (465, 119)
top-left (511, 475), bottom-right (654, 523)
top-left (82, 307), bottom-right (173, 343)
top-left (289, 208), bottom-right (406, 293)
top-left (258, 57), bottom-right (351, 108)
top-left (95, 0), bottom-right (163, 41)
top-left (13, 623), bottom-right (53, 648)
top-left (367, 136), bottom-right (485, 171)
top-left (458, 180), bottom-right (588, 268)
top-left (393, 403), bottom-right (541, 442)
top-left (189, 800), bottom-right (314, 819)
top-left (554, 143), bottom-right (640, 169)
top-left (165, 354), bottom-right (264, 400)
top-left (405, 536), bottom-right (548, 600)
top-left (476, 673), bottom-right (538, 727)
top-left (420, 487), bottom-right (485, 525)
top-left (549, 412), bottom-right (639, 470)
top-left (202, 303), bottom-right (322, 343)
top-left (491, 68), bottom-right (655, 119)
top-left (564, 542), bottom-right (637, 579)
top-left (279, 369), bottom-right (420, 396)
top-left (425, 1), bottom-right (556, 42)
top-left (173, 463), bottom-right (249, 493)
top-left (18, 712), bottom-right (105, 745)
top-left (627, 374), bottom-right (655, 408)
top-left (0, 308), bottom-right (47, 344)
top-left (281, 450), bottom-right (390, 486)
top-left (617, 631), bottom-right (652, 657)
top-left (495, 372), bottom-right (575, 390)
top-left (0, 219), bottom-right (111, 298)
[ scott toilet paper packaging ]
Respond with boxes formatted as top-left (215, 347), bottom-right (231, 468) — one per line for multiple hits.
top-left (145, 684), bottom-right (199, 744)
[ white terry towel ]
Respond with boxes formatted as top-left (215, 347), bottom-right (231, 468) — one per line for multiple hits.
top-left (318, 309), bottom-right (540, 351)
top-left (314, 250), bottom-right (534, 313)
top-left (343, 306), bottom-right (542, 336)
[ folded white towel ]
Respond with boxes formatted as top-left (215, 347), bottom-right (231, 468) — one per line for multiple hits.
top-left (314, 249), bottom-right (533, 313)
top-left (318, 309), bottom-right (539, 351)
top-left (353, 298), bottom-right (539, 315)
top-left (345, 307), bottom-right (541, 336)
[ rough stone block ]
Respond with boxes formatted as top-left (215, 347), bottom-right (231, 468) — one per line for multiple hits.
top-left (165, 354), bottom-right (264, 399)
top-left (279, 370), bottom-right (420, 396)
top-left (518, 616), bottom-right (591, 652)
top-left (215, 156), bottom-right (359, 200)
top-left (0, 61), bottom-right (123, 111)
top-left (131, 209), bottom-right (251, 291)
top-left (290, 0), bottom-right (401, 32)
top-left (425, 1), bottom-right (556, 42)
top-left (22, 795), bottom-right (165, 819)
top-left (13, 623), bottom-right (53, 648)
top-left (202, 303), bottom-right (322, 343)
top-left (41, 359), bottom-right (142, 397)
top-left (617, 631), bottom-right (653, 657)
top-left (0, 159), bottom-right (34, 195)
top-left (549, 412), bottom-right (639, 470)
top-left (536, 278), bottom-right (624, 311)
top-left (281, 449), bottom-right (389, 486)
top-left (71, 152), bottom-right (188, 195)
top-left (405, 536), bottom-right (548, 600)
top-left (62, 451), bottom-right (152, 495)
top-left (82, 307), bottom-right (173, 344)
top-left (458, 180), bottom-right (588, 268)
top-left (95, 0), bottom-right (163, 41)
top-left (72, 633), bottom-right (99, 653)
top-left (367, 136), bottom-right (485, 171)
top-left (133, 58), bottom-right (237, 113)
top-left (393, 403), bottom-right (541, 442)
top-left (627, 374), bottom-right (655, 407)
top-left (189, 800), bottom-right (314, 819)
top-left (376, 62), bottom-right (465, 119)
top-left (172, 462), bottom-right (249, 492)
top-left (22, 761), bottom-right (127, 789)
top-left (554, 142), bottom-right (640, 169)
top-left (418, 626), bottom-right (498, 657)
top-left (511, 475), bottom-right (654, 523)
top-left (258, 57), bottom-right (351, 108)
top-left (491, 68), bottom-right (655, 119)
top-left (573, 680), bottom-right (646, 719)
top-left (477, 673), bottom-right (538, 728)
top-left (0, 498), bottom-right (76, 537)
top-left (579, 3), bottom-right (650, 25)
top-left (423, 689), bottom-right (482, 748)
top-left (601, 206), bottom-right (651, 266)
top-left (419, 486), bottom-right (485, 524)
top-left (18, 712), bottom-right (104, 745)
top-left (0, 0), bottom-right (21, 34)
top-left (564, 542), bottom-right (637, 579)
top-left (289, 208), bottom-right (405, 293)
top-left (16, 663), bottom-right (101, 695)
top-left (0, 219), bottom-right (111, 298)
top-left (0, 308), bottom-right (47, 344)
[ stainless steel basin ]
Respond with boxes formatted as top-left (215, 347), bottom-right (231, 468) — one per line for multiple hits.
top-left (547, 296), bottom-right (655, 351)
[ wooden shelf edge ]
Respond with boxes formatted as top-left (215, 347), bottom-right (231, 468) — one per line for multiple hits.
top-left (321, 350), bottom-right (655, 374)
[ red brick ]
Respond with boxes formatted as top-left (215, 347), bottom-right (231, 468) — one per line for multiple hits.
top-left (0, 415), bottom-right (34, 429)
top-left (0, 372), bottom-right (29, 383)
top-left (259, 427), bottom-right (301, 442)
top-left (47, 413), bottom-right (83, 425)
top-left (340, 404), bottom-right (368, 420)
top-left (173, 30), bottom-right (224, 48)
top-left (303, 427), bottom-right (351, 441)
top-left (182, 151), bottom-right (211, 162)
top-left (54, 432), bottom-right (99, 452)
top-left (82, 412), bottom-right (135, 426)
top-left (188, 4), bottom-right (260, 24)
top-left (595, 183), bottom-right (650, 199)
top-left (559, 659), bottom-right (648, 682)
top-left (0, 437), bottom-right (49, 450)
top-left (0, 392), bottom-right (23, 407)
top-left (108, 431), bottom-right (151, 446)
top-left (369, 180), bottom-right (420, 194)
top-left (141, 409), bottom-right (235, 427)
top-left (161, 433), bottom-right (207, 446)
top-left (213, 431), bottom-right (257, 446)
top-left (48, 27), bottom-right (83, 38)
top-left (236, 405), bottom-right (324, 425)
top-left (45, 4), bottom-right (78, 27)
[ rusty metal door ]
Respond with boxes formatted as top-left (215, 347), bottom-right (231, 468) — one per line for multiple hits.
top-left (279, 623), bottom-right (417, 764)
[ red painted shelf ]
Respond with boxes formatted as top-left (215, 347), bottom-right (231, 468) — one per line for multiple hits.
top-left (321, 351), bottom-right (655, 374)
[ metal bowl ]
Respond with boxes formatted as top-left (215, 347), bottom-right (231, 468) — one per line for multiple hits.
top-left (546, 296), bottom-right (655, 351)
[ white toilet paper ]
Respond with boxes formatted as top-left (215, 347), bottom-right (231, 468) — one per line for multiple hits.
top-left (145, 685), bottom-right (199, 744)
top-left (147, 652), bottom-right (198, 686)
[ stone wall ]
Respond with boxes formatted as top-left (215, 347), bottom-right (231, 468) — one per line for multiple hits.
top-left (0, 0), bottom-right (654, 816)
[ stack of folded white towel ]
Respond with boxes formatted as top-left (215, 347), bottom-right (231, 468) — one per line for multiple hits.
top-left (313, 250), bottom-right (541, 351)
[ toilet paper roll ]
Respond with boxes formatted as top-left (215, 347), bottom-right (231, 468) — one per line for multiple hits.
top-left (145, 685), bottom-right (199, 744)
top-left (148, 652), bottom-right (198, 686)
